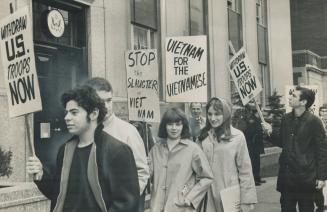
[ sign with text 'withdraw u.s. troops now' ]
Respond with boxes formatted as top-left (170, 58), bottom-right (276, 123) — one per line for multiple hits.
top-left (165, 36), bottom-right (207, 102)
top-left (228, 48), bottom-right (262, 105)
top-left (0, 7), bottom-right (42, 117)
top-left (125, 49), bottom-right (160, 122)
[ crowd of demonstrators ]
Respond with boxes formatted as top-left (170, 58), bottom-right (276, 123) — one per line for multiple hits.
top-left (262, 86), bottom-right (327, 212)
top-left (188, 102), bottom-right (206, 141)
top-left (27, 85), bottom-right (139, 212)
top-left (148, 107), bottom-right (213, 212)
top-left (243, 105), bottom-right (266, 186)
top-left (197, 97), bottom-right (257, 212)
top-left (27, 77), bottom-right (327, 212)
top-left (85, 78), bottom-right (150, 212)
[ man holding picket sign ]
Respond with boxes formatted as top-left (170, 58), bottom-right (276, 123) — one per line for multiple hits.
top-left (261, 86), bottom-right (327, 212)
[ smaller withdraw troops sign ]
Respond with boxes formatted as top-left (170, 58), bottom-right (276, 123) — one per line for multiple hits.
top-left (165, 35), bottom-right (207, 102)
top-left (228, 48), bottom-right (262, 105)
top-left (125, 49), bottom-right (160, 122)
top-left (0, 7), bottom-right (42, 117)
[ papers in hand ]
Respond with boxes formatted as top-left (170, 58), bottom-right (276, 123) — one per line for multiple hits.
top-left (220, 185), bottom-right (241, 212)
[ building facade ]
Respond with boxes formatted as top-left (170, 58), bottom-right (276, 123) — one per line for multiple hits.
top-left (0, 0), bottom-right (292, 182)
top-left (291, 0), bottom-right (327, 105)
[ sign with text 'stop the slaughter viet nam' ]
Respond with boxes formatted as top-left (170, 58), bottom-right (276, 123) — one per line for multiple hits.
top-left (228, 48), bottom-right (262, 105)
top-left (125, 49), bottom-right (160, 122)
top-left (165, 36), bottom-right (207, 102)
top-left (0, 7), bottom-right (42, 118)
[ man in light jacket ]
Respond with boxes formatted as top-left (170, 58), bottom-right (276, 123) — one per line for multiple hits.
top-left (85, 77), bottom-right (150, 212)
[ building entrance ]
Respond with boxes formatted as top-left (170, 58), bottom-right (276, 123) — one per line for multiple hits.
top-left (32, 0), bottom-right (87, 170)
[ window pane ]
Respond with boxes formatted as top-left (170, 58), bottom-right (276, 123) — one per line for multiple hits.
top-left (133, 26), bottom-right (149, 49)
top-left (228, 9), bottom-right (243, 51)
top-left (132, 0), bottom-right (157, 29)
top-left (190, 0), bottom-right (205, 35)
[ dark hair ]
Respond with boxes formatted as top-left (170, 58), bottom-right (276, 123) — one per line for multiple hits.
top-left (296, 86), bottom-right (315, 109)
top-left (84, 77), bottom-right (113, 92)
top-left (158, 107), bottom-right (191, 139)
top-left (199, 98), bottom-right (232, 141)
top-left (61, 85), bottom-right (107, 123)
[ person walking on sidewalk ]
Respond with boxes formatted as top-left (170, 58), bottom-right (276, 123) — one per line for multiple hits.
top-left (262, 86), bottom-right (327, 212)
top-left (149, 107), bottom-right (213, 212)
top-left (197, 97), bottom-right (257, 212)
top-left (85, 77), bottom-right (150, 212)
top-left (27, 85), bottom-right (139, 212)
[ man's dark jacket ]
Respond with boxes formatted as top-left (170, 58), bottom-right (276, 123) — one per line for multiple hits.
top-left (35, 125), bottom-right (140, 212)
top-left (270, 110), bottom-right (327, 192)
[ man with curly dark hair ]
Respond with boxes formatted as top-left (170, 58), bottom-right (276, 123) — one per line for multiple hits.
top-left (27, 85), bottom-right (139, 212)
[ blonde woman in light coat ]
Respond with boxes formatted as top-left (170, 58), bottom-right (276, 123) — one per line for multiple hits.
top-left (149, 107), bottom-right (213, 212)
top-left (197, 97), bottom-right (257, 212)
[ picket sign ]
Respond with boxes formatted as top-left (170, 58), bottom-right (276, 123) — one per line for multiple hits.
top-left (228, 41), bottom-right (265, 124)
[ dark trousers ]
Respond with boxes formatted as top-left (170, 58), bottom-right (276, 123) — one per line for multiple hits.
top-left (138, 192), bottom-right (145, 212)
top-left (280, 190), bottom-right (315, 212)
top-left (315, 189), bottom-right (325, 212)
top-left (249, 151), bottom-right (261, 181)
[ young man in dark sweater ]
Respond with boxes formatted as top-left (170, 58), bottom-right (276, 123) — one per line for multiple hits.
top-left (27, 85), bottom-right (139, 212)
top-left (262, 86), bottom-right (327, 212)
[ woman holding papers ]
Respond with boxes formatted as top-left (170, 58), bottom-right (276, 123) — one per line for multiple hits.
top-left (149, 107), bottom-right (213, 212)
top-left (197, 97), bottom-right (257, 212)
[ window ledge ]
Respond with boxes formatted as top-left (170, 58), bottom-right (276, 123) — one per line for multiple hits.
top-left (73, 0), bottom-right (95, 6)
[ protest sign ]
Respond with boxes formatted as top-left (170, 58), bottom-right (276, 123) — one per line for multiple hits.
top-left (125, 49), bottom-right (160, 122)
top-left (228, 47), bottom-right (262, 105)
top-left (285, 85), bottom-right (320, 116)
top-left (0, 6), bottom-right (42, 118)
top-left (165, 36), bottom-right (207, 102)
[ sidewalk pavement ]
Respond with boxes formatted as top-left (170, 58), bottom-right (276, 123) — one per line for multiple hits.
top-left (253, 176), bottom-right (281, 212)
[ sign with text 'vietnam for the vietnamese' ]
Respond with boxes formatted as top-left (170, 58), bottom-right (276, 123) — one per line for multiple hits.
top-left (165, 36), bottom-right (207, 102)
top-left (0, 7), bottom-right (42, 118)
top-left (228, 48), bottom-right (262, 105)
top-left (285, 85), bottom-right (320, 116)
top-left (125, 49), bottom-right (160, 122)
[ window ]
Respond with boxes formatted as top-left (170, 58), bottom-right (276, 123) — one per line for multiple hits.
top-left (190, 0), bottom-right (206, 35)
top-left (227, 0), bottom-right (242, 14)
top-left (228, 0), bottom-right (243, 51)
top-left (131, 25), bottom-right (156, 50)
top-left (259, 63), bottom-right (270, 105)
top-left (131, 0), bottom-right (157, 30)
top-left (256, 0), bottom-right (267, 26)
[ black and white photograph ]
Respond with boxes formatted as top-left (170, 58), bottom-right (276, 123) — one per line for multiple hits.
top-left (1, 0), bottom-right (327, 212)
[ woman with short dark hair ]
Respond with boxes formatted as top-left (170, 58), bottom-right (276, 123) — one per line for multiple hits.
top-left (149, 107), bottom-right (213, 212)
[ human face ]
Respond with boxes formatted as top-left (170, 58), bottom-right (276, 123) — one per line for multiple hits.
top-left (166, 121), bottom-right (183, 140)
top-left (288, 90), bottom-right (303, 109)
top-left (207, 106), bottom-right (224, 128)
top-left (96, 90), bottom-right (113, 119)
top-left (320, 108), bottom-right (327, 118)
top-left (64, 100), bottom-right (91, 135)
top-left (191, 103), bottom-right (202, 119)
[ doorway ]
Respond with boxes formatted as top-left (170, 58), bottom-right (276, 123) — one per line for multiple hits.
top-left (34, 45), bottom-right (87, 171)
